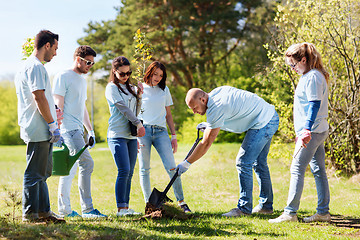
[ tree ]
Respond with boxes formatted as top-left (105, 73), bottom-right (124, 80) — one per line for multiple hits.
top-left (79, 0), bottom-right (266, 88)
top-left (265, 0), bottom-right (360, 174)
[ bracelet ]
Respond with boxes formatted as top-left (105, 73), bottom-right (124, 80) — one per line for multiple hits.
top-left (171, 134), bottom-right (177, 140)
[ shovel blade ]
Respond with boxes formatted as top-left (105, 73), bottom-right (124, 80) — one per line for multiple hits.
top-left (148, 187), bottom-right (173, 208)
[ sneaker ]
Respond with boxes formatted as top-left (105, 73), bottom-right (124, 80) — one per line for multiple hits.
top-left (116, 209), bottom-right (142, 216)
top-left (222, 208), bottom-right (250, 217)
top-left (179, 203), bottom-right (191, 213)
top-left (252, 205), bottom-right (274, 214)
top-left (64, 210), bottom-right (81, 218)
top-left (40, 215), bottom-right (66, 224)
top-left (303, 213), bottom-right (331, 223)
top-left (82, 209), bottom-right (107, 218)
top-left (269, 212), bottom-right (298, 223)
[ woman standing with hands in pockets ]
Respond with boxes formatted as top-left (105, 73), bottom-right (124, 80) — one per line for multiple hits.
top-left (269, 43), bottom-right (331, 223)
top-left (105, 56), bottom-right (145, 216)
top-left (138, 61), bottom-right (191, 213)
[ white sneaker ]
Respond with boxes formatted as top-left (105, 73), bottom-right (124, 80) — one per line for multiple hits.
top-left (303, 213), bottom-right (331, 223)
top-left (252, 205), bottom-right (274, 214)
top-left (269, 212), bottom-right (298, 223)
top-left (116, 209), bottom-right (142, 216)
top-left (222, 208), bottom-right (250, 217)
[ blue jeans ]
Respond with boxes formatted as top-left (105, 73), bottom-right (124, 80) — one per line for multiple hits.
top-left (108, 138), bottom-right (138, 208)
top-left (58, 129), bottom-right (94, 215)
top-left (236, 111), bottom-right (279, 214)
top-left (138, 125), bottom-right (184, 202)
top-left (23, 141), bottom-right (53, 219)
top-left (284, 130), bottom-right (330, 215)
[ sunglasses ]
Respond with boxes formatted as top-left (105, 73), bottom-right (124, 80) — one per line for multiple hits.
top-left (79, 57), bottom-right (95, 66)
top-left (116, 70), bottom-right (132, 77)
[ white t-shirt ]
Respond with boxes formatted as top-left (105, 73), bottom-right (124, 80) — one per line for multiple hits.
top-left (105, 82), bottom-right (138, 139)
top-left (52, 69), bottom-right (87, 132)
top-left (14, 55), bottom-right (57, 143)
top-left (293, 69), bottom-right (328, 134)
top-left (139, 84), bottom-right (173, 128)
top-left (206, 86), bottom-right (275, 133)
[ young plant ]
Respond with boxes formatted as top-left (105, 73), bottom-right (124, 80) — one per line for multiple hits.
top-left (3, 186), bottom-right (22, 224)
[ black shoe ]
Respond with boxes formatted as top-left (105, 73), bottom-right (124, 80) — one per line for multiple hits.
top-left (40, 215), bottom-right (66, 224)
top-left (180, 203), bottom-right (191, 213)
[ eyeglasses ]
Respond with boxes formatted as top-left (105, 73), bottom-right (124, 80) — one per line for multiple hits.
top-left (289, 61), bottom-right (299, 68)
top-left (116, 70), bottom-right (132, 77)
top-left (79, 57), bottom-right (95, 66)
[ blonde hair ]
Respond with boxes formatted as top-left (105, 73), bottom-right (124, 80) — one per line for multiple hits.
top-left (285, 42), bottom-right (329, 83)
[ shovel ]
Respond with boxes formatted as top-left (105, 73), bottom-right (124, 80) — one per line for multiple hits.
top-left (148, 122), bottom-right (208, 208)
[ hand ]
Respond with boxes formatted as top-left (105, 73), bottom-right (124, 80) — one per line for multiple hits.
top-left (176, 160), bottom-right (191, 176)
top-left (171, 134), bottom-right (178, 153)
top-left (54, 136), bottom-right (64, 148)
top-left (136, 122), bottom-right (145, 137)
top-left (56, 108), bottom-right (64, 127)
top-left (299, 129), bottom-right (311, 148)
top-left (137, 81), bottom-right (144, 95)
top-left (48, 121), bottom-right (61, 143)
top-left (88, 130), bottom-right (96, 149)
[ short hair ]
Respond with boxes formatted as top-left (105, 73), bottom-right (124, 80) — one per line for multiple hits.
top-left (74, 45), bottom-right (97, 59)
top-left (34, 30), bottom-right (59, 50)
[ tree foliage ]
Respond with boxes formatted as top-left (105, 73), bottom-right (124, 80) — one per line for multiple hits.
top-left (265, 0), bottom-right (360, 174)
top-left (79, 0), bottom-right (267, 88)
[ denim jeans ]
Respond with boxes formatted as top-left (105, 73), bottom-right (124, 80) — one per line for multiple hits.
top-left (284, 130), bottom-right (330, 215)
top-left (236, 111), bottom-right (279, 214)
top-left (108, 137), bottom-right (138, 208)
top-left (58, 129), bottom-right (94, 215)
top-left (138, 125), bottom-right (184, 202)
top-left (23, 141), bottom-right (53, 219)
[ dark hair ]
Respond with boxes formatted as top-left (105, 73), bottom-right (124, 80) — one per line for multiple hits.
top-left (34, 30), bottom-right (59, 50)
top-left (109, 56), bottom-right (138, 98)
top-left (143, 61), bottom-right (167, 90)
top-left (74, 45), bottom-right (96, 59)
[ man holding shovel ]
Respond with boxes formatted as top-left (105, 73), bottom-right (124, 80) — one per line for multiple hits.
top-left (52, 45), bottom-right (106, 218)
top-left (177, 86), bottom-right (279, 217)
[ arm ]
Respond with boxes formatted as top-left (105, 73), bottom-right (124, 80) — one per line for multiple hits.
top-left (33, 90), bottom-right (55, 123)
top-left (83, 105), bottom-right (93, 132)
top-left (299, 100), bottom-right (321, 147)
top-left (53, 94), bottom-right (64, 126)
top-left (114, 100), bottom-right (145, 137)
top-left (186, 127), bottom-right (220, 164)
top-left (165, 106), bottom-right (177, 153)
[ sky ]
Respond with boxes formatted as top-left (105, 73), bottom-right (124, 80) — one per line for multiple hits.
top-left (0, 0), bottom-right (121, 80)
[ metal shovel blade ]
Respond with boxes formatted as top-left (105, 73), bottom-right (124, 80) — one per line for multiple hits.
top-left (148, 187), bottom-right (173, 208)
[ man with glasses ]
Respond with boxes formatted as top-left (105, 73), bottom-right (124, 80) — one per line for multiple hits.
top-left (52, 45), bottom-right (107, 218)
top-left (15, 30), bottom-right (65, 224)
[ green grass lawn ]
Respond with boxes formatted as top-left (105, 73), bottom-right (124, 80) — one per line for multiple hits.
top-left (0, 142), bottom-right (360, 239)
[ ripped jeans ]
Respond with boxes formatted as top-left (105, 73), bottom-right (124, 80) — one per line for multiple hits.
top-left (138, 125), bottom-right (184, 202)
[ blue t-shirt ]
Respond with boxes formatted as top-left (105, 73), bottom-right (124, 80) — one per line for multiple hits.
top-left (14, 55), bottom-right (57, 143)
top-left (105, 82), bottom-right (138, 139)
top-left (206, 86), bottom-right (275, 133)
top-left (138, 84), bottom-right (173, 128)
top-left (293, 69), bottom-right (328, 134)
top-left (52, 69), bottom-right (87, 133)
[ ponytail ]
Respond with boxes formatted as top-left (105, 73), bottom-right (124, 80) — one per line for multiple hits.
top-left (285, 43), bottom-right (329, 84)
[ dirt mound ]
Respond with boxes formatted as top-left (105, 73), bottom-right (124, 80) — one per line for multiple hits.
top-left (140, 202), bottom-right (192, 220)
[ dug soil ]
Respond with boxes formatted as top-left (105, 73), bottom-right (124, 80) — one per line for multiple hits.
top-left (138, 202), bottom-right (193, 220)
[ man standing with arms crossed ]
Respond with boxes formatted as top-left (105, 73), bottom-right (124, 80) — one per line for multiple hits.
top-left (15, 30), bottom-right (65, 223)
top-left (53, 45), bottom-right (107, 218)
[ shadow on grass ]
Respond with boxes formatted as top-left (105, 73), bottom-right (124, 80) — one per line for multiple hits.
top-left (330, 214), bottom-right (360, 229)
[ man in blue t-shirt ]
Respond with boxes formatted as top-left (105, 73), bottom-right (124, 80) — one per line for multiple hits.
top-left (177, 86), bottom-right (279, 217)
top-left (52, 46), bottom-right (107, 219)
top-left (15, 30), bottom-right (65, 224)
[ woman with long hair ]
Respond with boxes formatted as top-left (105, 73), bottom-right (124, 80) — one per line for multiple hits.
top-left (138, 61), bottom-right (191, 213)
top-left (105, 56), bottom-right (145, 216)
top-left (269, 43), bottom-right (331, 223)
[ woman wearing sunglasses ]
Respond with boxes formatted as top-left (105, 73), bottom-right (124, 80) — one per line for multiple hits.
top-left (105, 56), bottom-right (145, 216)
top-left (137, 61), bottom-right (191, 213)
top-left (269, 43), bottom-right (331, 223)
